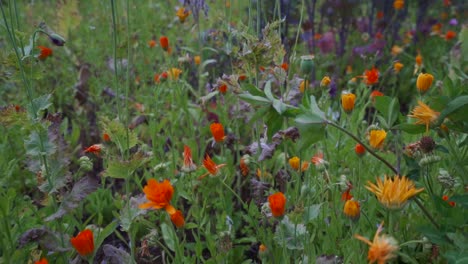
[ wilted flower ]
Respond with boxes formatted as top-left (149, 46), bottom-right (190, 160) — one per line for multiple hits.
top-left (408, 101), bottom-right (440, 132)
top-left (365, 175), bottom-right (424, 209)
top-left (84, 144), bottom-right (102, 155)
top-left (416, 73), bottom-right (434, 93)
top-left (369, 129), bottom-right (387, 149)
top-left (239, 157), bottom-right (249, 176)
top-left (210, 122), bottom-right (225, 142)
top-left (343, 199), bottom-right (360, 220)
top-left (139, 179), bottom-right (174, 210)
top-left (355, 222), bottom-right (399, 264)
top-left (182, 145), bottom-right (197, 172)
top-left (37, 46), bottom-right (53, 60)
top-left (268, 192), bottom-right (286, 217)
top-left (70, 229), bottom-right (94, 257)
top-left (341, 93), bottom-right (356, 113)
top-left (176, 7), bottom-right (191, 23)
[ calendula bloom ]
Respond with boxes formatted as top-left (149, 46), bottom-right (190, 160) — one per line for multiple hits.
top-left (168, 68), bottom-right (182, 80)
top-left (299, 80), bottom-right (309, 93)
top-left (311, 152), bottom-right (326, 166)
top-left (37, 46), bottom-right (53, 60)
top-left (341, 93), bottom-right (356, 113)
top-left (301, 161), bottom-right (310, 172)
top-left (364, 67), bottom-right (379, 85)
top-left (346, 65), bottom-right (353, 74)
top-left (170, 209), bottom-right (185, 227)
top-left (415, 51), bottom-right (423, 67)
top-left (408, 101), bottom-right (440, 132)
top-left (176, 7), bottom-right (190, 23)
top-left (355, 222), bottom-right (399, 264)
top-left (84, 144), bottom-right (102, 155)
top-left (393, 62), bottom-right (404, 73)
top-left (102, 133), bottom-right (111, 142)
top-left (210, 123), bottom-right (225, 142)
top-left (70, 229), bottom-right (94, 257)
top-left (355, 143), bottom-right (366, 157)
top-left (181, 145), bottom-right (197, 172)
top-left (194, 55), bottom-right (201, 65)
top-left (148, 39), bottom-right (156, 48)
top-left (139, 179), bottom-right (174, 210)
top-left (341, 183), bottom-right (353, 201)
top-left (343, 199), bottom-right (360, 220)
top-left (199, 155), bottom-right (226, 179)
top-left (416, 73), bottom-right (434, 93)
top-left (281, 62), bottom-right (289, 71)
top-left (259, 244), bottom-right (267, 253)
top-left (320, 76), bottom-right (331, 87)
top-left (369, 130), bottom-right (387, 149)
top-left (390, 45), bottom-right (403, 56)
top-left (370, 90), bottom-right (384, 101)
top-left (268, 192), bottom-right (286, 217)
top-left (366, 175), bottom-right (424, 210)
top-left (159, 36), bottom-right (170, 51)
top-left (393, 0), bottom-right (404, 10)
top-left (288, 156), bottom-right (300, 170)
top-left (218, 82), bottom-right (228, 94)
top-left (445, 31), bottom-right (456, 41)
top-left (154, 72), bottom-right (168, 83)
top-left (35, 258), bottom-right (48, 264)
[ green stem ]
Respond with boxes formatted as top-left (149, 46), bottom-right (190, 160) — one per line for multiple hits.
top-left (413, 198), bottom-right (439, 229)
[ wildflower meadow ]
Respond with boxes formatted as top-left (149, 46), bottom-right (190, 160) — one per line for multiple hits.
top-left (1, 0), bottom-right (468, 263)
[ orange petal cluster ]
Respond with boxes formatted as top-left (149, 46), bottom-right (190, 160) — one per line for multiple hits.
top-left (70, 229), bottom-right (94, 257)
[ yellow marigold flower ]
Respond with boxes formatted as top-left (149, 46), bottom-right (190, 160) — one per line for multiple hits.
top-left (299, 80), bottom-right (309, 93)
top-left (393, 62), bottom-right (404, 73)
top-left (288, 156), bottom-right (300, 171)
top-left (391, 45), bottom-right (403, 56)
top-left (393, 0), bottom-right (404, 10)
top-left (408, 101), bottom-right (440, 132)
top-left (341, 93), bottom-right (356, 113)
top-left (320, 76), bottom-right (331, 87)
top-left (343, 199), bottom-right (360, 220)
top-left (176, 7), bottom-right (190, 23)
top-left (365, 175), bottom-right (424, 209)
top-left (168, 68), bottom-right (182, 80)
top-left (355, 222), bottom-right (399, 264)
top-left (369, 129), bottom-right (386, 149)
top-left (194, 55), bottom-right (201, 65)
top-left (416, 73), bottom-right (434, 93)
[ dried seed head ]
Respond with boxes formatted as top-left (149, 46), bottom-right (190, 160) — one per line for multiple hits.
top-left (419, 136), bottom-right (435, 153)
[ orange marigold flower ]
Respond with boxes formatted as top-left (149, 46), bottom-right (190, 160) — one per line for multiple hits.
top-left (320, 76), bottom-right (331, 87)
top-left (416, 73), bottom-right (434, 93)
top-left (170, 209), bottom-right (185, 228)
top-left (268, 192), bottom-right (286, 217)
top-left (259, 244), bottom-right (267, 253)
top-left (393, 62), bottom-right (404, 73)
top-left (355, 222), bottom-right (399, 264)
top-left (341, 93), bottom-right (356, 113)
top-left (366, 175), bottom-right (424, 209)
top-left (238, 74), bottom-right (247, 81)
top-left (364, 67), bottom-right (379, 85)
top-left (311, 152), bottom-right (326, 166)
top-left (445, 31), bottom-right (456, 41)
top-left (369, 129), bottom-right (387, 149)
top-left (355, 143), bottom-right (366, 157)
top-left (408, 101), bottom-right (440, 132)
top-left (288, 156), bottom-right (300, 171)
top-left (70, 229), bottom-right (94, 257)
top-left (218, 82), bottom-right (228, 94)
top-left (210, 123), bottom-right (225, 142)
top-left (38, 46), bottom-right (53, 60)
top-left (148, 39), bottom-right (156, 48)
top-left (393, 0), bottom-right (404, 10)
top-left (299, 80), bottom-right (309, 93)
top-left (391, 45), bottom-right (403, 56)
top-left (84, 144), bottom-right (102, 155)
top-left (341, 189), bottom-right (353, 201)
top-left (159, 36), bottom-right (170, 51)
top-left (176, 7), bottom-right (190, 23)
top-left (139, 179), bottom-right (174, 210)
top-left (448, 201), bottom-right (456, 207)
top-left (301, 161), bottom-right (310, 172)
top-left (35, 258), bottom-right (48, 264)
top-left (199, 155), bottom-right (226, 179)
top-left (102, 133), bottom-right (111, 142)
top-left (194, 55), bottom-right (201, 65)
top-left (415, 51), bottom-right (423, 67)
top-left (182, 145), bottom-right (197, 172)
top-left (343, 199), bottom-right (360, 220)
top-left (370, 90), bottom-right (384, 101)
top-left (154, 72), bottom-right (168, 83)
top-left (281, 62), bottom-right (289, 71)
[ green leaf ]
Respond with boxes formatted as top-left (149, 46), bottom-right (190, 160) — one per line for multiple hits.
top-left (100, 117), bottom-right (138, 154)
top-left (303, 203), bottom-right (323, 223)
top-left (241, 83), bottom-right (265, 97)
top-left (264, 81), bottom-right (274, 101)
top-left (200, 91), bottom-right (219, 104)
top-left (238, 93), bottom-right (271, 106)
top-left (161, 222), bottom-right (177, 251)
top-left (27, 94), bottom-right (52, 118)
top-left (24, 129), bottom-right (56, 156)
top-left (95, 221), bottom-right (119, 253)
top-left (438, 95), bottom-right (468, 124)
top-left (392, 123), bottom-right (426, 134)
top-left (265, 107), bottom-right (283, 139)
top-left (374, 96), bottom-right (399, 127)
top-left (450, 194), bottom-right (468, 209)
top-left (274, 216), bottom-right (309, 250)
top-left (105, 152), bottom-right (150, 179)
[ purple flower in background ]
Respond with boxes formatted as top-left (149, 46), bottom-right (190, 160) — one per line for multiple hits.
top-left (318, 32), bottom-right (336, 54)
top-left (356, 17), bottom-right (369, 33)
top-left (328, 80), bottom-right (337, 98)
top-left (449, 18), bottom-right (458, 26)
top-left (352, 39), bottom-right (386, 57)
